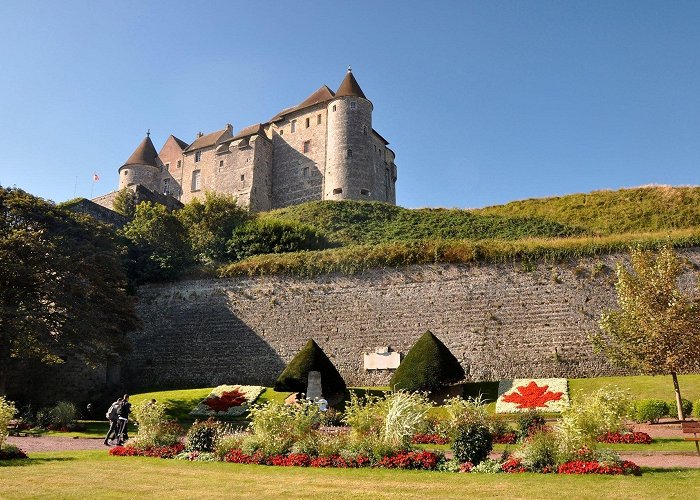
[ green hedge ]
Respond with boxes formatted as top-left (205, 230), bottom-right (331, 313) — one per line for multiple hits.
top-left (274, 339), bottom-right (346, 396)
top-left (390, 331), bottom-right (465, 392)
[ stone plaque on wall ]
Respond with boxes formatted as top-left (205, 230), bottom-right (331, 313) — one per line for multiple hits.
top-left (364, 347), bottom-right (401, 370)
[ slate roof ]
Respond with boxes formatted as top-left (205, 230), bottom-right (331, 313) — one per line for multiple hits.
top-left (269, 85), bottom-right (335, 122)
top-left (335, 69), bottom-right (366, 99)
top-left (227, 123), bottom-right (266, 141)
top-left (123, 135), bottom-right (159, 167)
top-left (184, 126), bottom-right (232, 152)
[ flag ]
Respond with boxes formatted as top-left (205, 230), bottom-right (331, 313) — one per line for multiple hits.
top-left (93, 173), bottom-right (100, 182)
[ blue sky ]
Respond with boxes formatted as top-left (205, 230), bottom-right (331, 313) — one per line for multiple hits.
top-left (1, 0), bottom-right (699, 209)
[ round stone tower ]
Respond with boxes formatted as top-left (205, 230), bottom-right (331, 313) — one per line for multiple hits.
top-left (324, 68), bottom-right (375, 201)
top-left (118, 133), bottom-right (161, 192)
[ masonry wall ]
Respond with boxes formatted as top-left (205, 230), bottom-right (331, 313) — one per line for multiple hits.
top-left (121, 249), bottom-right (700, 390)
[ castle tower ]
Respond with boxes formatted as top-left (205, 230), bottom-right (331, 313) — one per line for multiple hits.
top-left (324, 68), bottom-right (376, 201)
top-left (118, 133), bottom-right (161, 192)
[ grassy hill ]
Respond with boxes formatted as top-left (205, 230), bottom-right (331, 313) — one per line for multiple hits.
top-left (475, 185), bottom-right (700, 235)
top-left (222, 185), bottom-right (700, 277)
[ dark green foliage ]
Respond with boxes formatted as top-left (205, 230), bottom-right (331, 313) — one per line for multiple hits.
top-left (516, 411), bottom-right (547, 440)
top-left (121, 202), bottom-right (192, 283)
top-left (112, 188), bottom-right (137, 219)
top-left (177, 192), bottom-right (251, 264)
top-left (265, 200), bottom-right (582, 246)
top-left (389, 331), bottom-right (464, 392)
top-left (462, 381), bottom-right (500, 403)
top-left (227, 219), bottom-right (333, 261)
top-left (451, 424), bottom-right (493, 465)
top-left (667, 399), bottom-right (693, 419)
top-left (274, 339), bottom-right (346, 396)
top-left (632, 399), bottom-right (668, 423)
top-left (185, 419), bottom-right (221, 452)
top-left (0, 186), bottom-right (139, 395)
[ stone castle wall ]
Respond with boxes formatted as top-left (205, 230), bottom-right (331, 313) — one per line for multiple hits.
top-left (121, 249), bottom-right (700, 390)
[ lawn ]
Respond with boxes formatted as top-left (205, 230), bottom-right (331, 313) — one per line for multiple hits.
top-left (569, 374), bottom-right (700, 403)
top-left (0, 451), bottom-right (698, 499)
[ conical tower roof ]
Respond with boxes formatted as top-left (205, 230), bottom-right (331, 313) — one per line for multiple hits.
top-left (335, 67), bottom-right (366, 99)
top-left (124, 134), bottom-right (159, 167)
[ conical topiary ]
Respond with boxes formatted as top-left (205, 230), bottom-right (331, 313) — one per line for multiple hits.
top-left (390, 331), bottom-right (465, 392)
top-left (274, 339), bottom-right (346, 396)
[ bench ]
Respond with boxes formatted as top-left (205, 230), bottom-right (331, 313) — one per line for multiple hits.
top-left (681, 421), bottom-right (700, 456)
top-left (6, 419), bottom-right (20, 436)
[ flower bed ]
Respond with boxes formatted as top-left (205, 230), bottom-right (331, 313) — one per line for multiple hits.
top-left (493, 432), bottom-right (518, 444)
top-left (224, 449), bottom-right (440, 470)
top-left (411, 433), bottom-right (450, 445)
top-left (597, 431), bottom-right (652, 444)
top-left (557, 460), bottom-right (641, 475)
top-left (109, 444), bottom-right (184, 459)
top-left (496, 378), bottom-right (570, 413)
top-left (190, 385), bottom-right (264, 418)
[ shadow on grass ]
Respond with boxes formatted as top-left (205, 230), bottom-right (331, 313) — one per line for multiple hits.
top-left (162, 397), bottom-right (206, 421)
top-left (0, 457), bottom-right (77, 467)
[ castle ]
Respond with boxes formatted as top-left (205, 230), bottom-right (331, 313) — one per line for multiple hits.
top-left (93, 68), bottom-right (398, 212)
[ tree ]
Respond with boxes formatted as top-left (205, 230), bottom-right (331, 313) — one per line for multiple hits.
top-left (390, 330), bottom-right (465, 392)
top-left (121, 202), bottom-right (192, 283)
top-left (0, 187), bottom-right (139, 395)
top-left (177, 192), bottom-right (251, 264)
top-left (112, 188), bottom-right (137, 219)
top-left (593, 245), bottom-right (700, 420)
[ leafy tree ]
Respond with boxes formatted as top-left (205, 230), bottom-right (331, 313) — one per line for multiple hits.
top-left (121, 202), bottom-right (192, 283)
top-left (177, 192), bottom-right (251, 263)
top-left (227, 219), bottom-right (332, 261)
top-left (593, 245), bottom-right (700, 420)
top-left (390, 331), bottom-right (465, 392)
top-left (0, 187), bottom-right (139, 395)
top-left (112, 188), bottom-right (137, 219)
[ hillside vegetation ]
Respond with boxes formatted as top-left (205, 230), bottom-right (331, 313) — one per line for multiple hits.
top-left (221, 186), bottom-right (700, 277)
top-left (474, 185), bottom-right (700, 235)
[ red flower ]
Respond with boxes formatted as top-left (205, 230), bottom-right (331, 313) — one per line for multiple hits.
top-left (557, 460), bottom-right (641, 476)
top-left (204, 389), bottom-right (247, 412)
top-left (411, 433), bottom-right (450, 445)
top-left (493, 432), bottom-right (518, 444)
top-left (501, 457), bottom-right (527, 473)
top-left (502, 381), bottom-right (563, 409)
top-left (597, 431), bottom-right (652, 444)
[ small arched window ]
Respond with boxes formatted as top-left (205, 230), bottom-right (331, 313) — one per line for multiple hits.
top-left (347, 149), bottom-right (353, 159)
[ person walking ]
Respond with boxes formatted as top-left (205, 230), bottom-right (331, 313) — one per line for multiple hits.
top-left (116, 394), bottom-right (132, 445)
top-left (104, 397), bottom-right (123, 446)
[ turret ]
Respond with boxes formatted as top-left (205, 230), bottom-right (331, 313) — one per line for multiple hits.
top-left (118, 133), bottom-right (161, 192)
top-left (324, 67), bottom-right (375, 201)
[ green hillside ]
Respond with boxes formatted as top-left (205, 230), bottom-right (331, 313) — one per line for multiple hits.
top-left (263, 200), bottom-right (582, 245)
top-left (475, 185), bottom-right (700, 235)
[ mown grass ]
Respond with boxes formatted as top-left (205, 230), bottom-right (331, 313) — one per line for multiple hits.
top-left (219, 227), bottom-right (700, 277)
top-left (569, 374), bottom-right (700, 403)
top-left (1, 451), bottom-right (699, 499)
top-left (130, 387), bottom-right (214, 421)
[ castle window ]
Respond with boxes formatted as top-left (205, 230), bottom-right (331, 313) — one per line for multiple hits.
top-left (124, 170), bottom-right (129, 175)
top-left (195, 151), bottom-right (202, 162)
top-left (333, 188), bottom-right (342, 195)
top-left (165, 163), bottom-right (170, 171)
top-left (350, 101), bottom-right (356, 110)
top-left (305, 117), bottom-right (310, 128)
top-left (347, 149), bottom-right (353, 159)
top-left (332, 105), bottom-right (336, 112)
top-left (303, 140), bottom-right (310, 153)
top-left (280, 129), bottom-right (284, 136)
top-left (177, 160), bottom-right (181, 169)
top-left (361, 189), bottom-right (370, 196)
top-left (163, 178), bottom-right (170, 195)
top-left (303, 167), bottom-right (309, 177)
top-left (240, 174), bottom-right (245, 182)
top-left (192, 170), bottom-right (201, 191)
top-left (291, 120), bottom-right (296, 133)
top-left (317, 114), bottom-right (321, 124)
top-left (363, 126), bottom-right (367, 136)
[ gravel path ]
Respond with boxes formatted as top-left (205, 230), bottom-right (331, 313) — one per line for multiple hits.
top-left (6, 436), bottom-right (110, 453)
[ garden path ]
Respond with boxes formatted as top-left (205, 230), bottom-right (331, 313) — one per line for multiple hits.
top-left (6, 436), bottom-right (107, 453)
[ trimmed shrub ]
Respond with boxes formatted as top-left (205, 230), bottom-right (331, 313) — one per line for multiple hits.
top-left (390, 331), bottom-right (465, 392)
top-left (667, 399), bottom-right (693, 419)
top-left (451, 424), bottom-right (493, 466)
top-left (274, 339), bottom-right (346, 396)
top-left (185, 419), bottom-right (222, 453)
top-left (632, 399), bottom-right (668, 423)
top-left (227, 219), bottom-right (332, 261)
